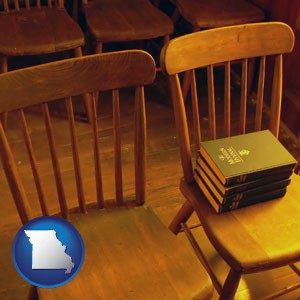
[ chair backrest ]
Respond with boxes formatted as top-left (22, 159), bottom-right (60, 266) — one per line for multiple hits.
top-left (160, 22), bottom-right (295, 184)
top-left (0, 50), bottom-right (156, 224)
top-left (1, 0), bottom-right (64, 11)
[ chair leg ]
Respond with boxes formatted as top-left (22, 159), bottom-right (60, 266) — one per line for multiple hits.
top-left (219, 268), bottom-right (241, 300)
top-left (74, 47), bottom-right (93, 123)
top-left (168, 200), bottom-right (194, 234)
top-left (27, 285), bottom-right (38, 300)
top-left (96, 42), bottom-right (103, 54)
top-left (171, 7), bottom-right (181, 24)
top-left (0, 55), bottom-right (8, 131)
top-left (72, 0), bottom-right (79, 21)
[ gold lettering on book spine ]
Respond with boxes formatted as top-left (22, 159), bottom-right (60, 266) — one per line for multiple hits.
top-left (230, 202), bottom-right (239, 210)
top-left (236, 174), bottom-right (247, 183)
top-left (233, 193), bottom-right (243, 201)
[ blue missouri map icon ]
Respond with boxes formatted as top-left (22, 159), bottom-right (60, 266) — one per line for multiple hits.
top-left (12, 216), bottom-right (84, 288)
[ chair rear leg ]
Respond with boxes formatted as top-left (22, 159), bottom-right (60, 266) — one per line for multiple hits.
top-left (27, 285), bottom-right (38, 300)
top-left (74, 47), bottom-right (93, 123)
top-left (219, 268), bottom-right (241, 300)
top-left (94, 42), bottom-right (104, 110)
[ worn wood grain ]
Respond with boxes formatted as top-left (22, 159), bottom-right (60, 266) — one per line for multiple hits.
top-left (161, 22), bottom-right (294, 75)
top-left (38, 206), bottom-right (213, 300)
top-left (0, 8), bottom-right (84, 56)
top-left (83, 0), bottom-right (173, 42)
top-left (175, 0), bottom-right (265, 29)
top-left (0, 50), bottom-right (156, 114)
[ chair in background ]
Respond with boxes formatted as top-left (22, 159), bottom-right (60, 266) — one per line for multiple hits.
top-left (168, 0), bottom-right (265, 100)
top-left (81, 0), bottom-right (173, 68)
top-left (171, 0), bottom-right (265, 30)
top-left (0, 0), bottom-right (92, 128)
top-left (0, 50), bottom-right (214, 299)
top-left (161, 22), bottom-right (300, 299)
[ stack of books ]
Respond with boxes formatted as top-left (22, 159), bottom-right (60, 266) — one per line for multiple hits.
top-left (194, 130), bottom-right (297, 213)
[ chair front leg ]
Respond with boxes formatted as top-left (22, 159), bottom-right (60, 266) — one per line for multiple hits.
top-left (219, 268), bottom-right (241, 300)
top-left (168, 200), bottom-right (194, 234)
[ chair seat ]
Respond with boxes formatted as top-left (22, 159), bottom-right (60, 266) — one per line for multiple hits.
top-left (181, 173), bottom-right (300, 274)
top-left (176, 0), bottom-right (265, 28)
top-left (38, 205), bottom-right (213, 300)
top-left (83, 0), bottom-right (173, 42)
top-left (0, 8), bottom-right (84, 56)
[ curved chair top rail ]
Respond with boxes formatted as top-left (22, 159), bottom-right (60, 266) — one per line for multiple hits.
top-left (161, 22), bottom-right (295, 75)
top-left (0, 50), bottom-right (156, 114)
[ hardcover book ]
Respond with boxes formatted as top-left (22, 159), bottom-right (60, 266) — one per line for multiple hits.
top-left (194, 173), bottom-right (288, 213)
top-left (195, 159), bottom-right (293, 196)
top-left (198, 130), bottom-right (296, 186)
top-left (194, 168), bottom-right (291, 204)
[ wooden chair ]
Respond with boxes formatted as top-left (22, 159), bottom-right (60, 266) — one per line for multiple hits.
top-left (0, 0), bottom-right (92, 128)
top-left (161, 22), bottom-right (300, 299)
top-left (171, 0), bottom-right (265, 30)
top-left (81, 0), bottom-right (173, 68)
top-left (169, 0), bottom-right (265, 100)
top-left (0, 50), bottom-right (214, 299)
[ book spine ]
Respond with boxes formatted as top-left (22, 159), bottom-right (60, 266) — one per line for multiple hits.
top-left (223, 171), bottom-right (292, 195)
top-left (219, 188), bottom-right (287, 213)
top-left (196, 159), bottom-right (292, 196)
top-left (226, 164), bottom-right (295, 186)
top-left (222, 178), bottom-right (291, 204)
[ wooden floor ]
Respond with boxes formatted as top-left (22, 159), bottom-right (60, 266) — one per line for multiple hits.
top-left (0, 70), bottom-right (300, 299)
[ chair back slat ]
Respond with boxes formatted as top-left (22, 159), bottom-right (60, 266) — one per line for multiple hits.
top-left (224, 61), bottom-right (231, 137)
top-left (239, 58), bottom-right (248, 134)
top-left (169, 74), bottom-right (194, 184)
top-left (66, 97), bottom-right (86, 213)
top-left (269, 54), bottom-right (283, 138)
top-left (90, 93), bottom-right (104, 208)
top-left (255, 56), bottom-right (266, 131)
top-left (161, 22), bottom-right (295, 184)
top-left (113, 89), bottom-right (123, 205)
top-left (42, 103), bottom-right (68, 218)
top-left (207, 65), bottom-right (216, 140)
top-left (135, 86), bottom-right (146, 205)
top-left (19, 109), bottom-right (49, 216)
top-left (191, 69), bottom-right (201, 151)
top-left (0, 51), bottom-right (155, 221)
top-left (0, 122), bottom-right (32, 224)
